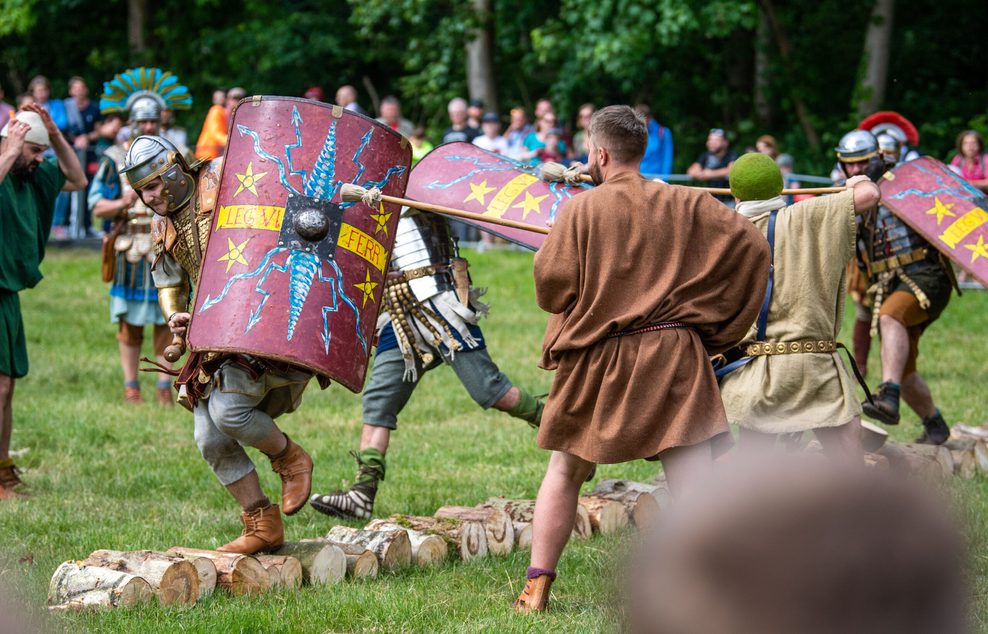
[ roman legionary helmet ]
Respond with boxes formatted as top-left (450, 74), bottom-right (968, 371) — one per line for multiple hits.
top-left (99, 67), bottom-right (192, 125)
top-left (120, 135), bottom-right (195, 215)
top-left (835, 129), bottom-right (878, 163)
top-left (875, 132), bottom-right (901, 166)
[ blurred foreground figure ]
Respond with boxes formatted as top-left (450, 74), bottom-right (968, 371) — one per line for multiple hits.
top-left (514, 106), bottom-right (770, 612)
top-left (627, 459), bottom-right (969, 634)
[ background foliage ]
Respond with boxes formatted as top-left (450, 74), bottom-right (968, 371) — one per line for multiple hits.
top-left (1, 0), bottom-right (985, 173)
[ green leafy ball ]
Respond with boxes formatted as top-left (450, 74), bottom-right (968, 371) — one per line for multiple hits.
top-left (729, 153), bottom-right (784, 202)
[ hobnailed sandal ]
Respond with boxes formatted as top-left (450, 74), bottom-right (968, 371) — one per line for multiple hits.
top-left (513, 568), bottom-right (555, 613)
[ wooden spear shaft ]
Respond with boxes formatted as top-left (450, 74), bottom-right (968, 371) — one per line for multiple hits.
top-left (543, 167), bottom-right (843, 195)
top-left (340, 185), bottom-right (550, 235)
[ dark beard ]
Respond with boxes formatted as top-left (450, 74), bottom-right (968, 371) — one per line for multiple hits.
top-left (12, 157), bottom-right (36, 182)
top-left (588, 161), bottom-right (603, 186)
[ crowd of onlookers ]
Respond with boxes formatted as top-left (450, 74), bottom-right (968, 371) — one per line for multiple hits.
top-left (4, 76), bottom-right (987, 242)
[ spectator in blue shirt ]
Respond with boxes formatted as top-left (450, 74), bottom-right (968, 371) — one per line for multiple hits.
top-left (635, 104), bottom-right (673, 177)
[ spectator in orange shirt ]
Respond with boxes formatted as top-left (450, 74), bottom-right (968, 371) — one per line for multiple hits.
top-left (194, 87), bottom-right (245, 160)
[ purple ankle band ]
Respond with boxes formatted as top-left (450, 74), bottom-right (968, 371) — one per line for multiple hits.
top-left (527, 566), bottom-right (556, 581)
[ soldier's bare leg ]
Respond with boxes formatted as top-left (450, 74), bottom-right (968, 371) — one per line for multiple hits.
top-left (879, 315), bottom-right (910, 383)
top-left (0, 375), bottom-right (12, 461)
top-left (224, 469), bottom-right (268, 510)
top-left (529, 451), bottom-right (595, 572)
top-left (660, 440), bottom-right (713, 498)
top-left (901, 372), bottom-right (936, 419)
top-left (492, 386), bottom-right (520, 410)
top-left (360, 424), bottom-right (390, 454)
top-left (815, 418), bottom-right (864, 462)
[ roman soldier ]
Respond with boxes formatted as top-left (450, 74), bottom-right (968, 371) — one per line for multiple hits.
top-left (309, 207), bottom-right (545, 520)
top-left (836, 129), bottom-right (956, 444)
top-left (122, 134), bottom-right (315, 554)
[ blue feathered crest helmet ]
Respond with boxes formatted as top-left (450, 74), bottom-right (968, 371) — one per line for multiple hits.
top-left (99, 67), bottom-right (193, 123)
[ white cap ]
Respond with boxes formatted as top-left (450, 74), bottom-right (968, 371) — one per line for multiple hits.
top-left (0, 111), bottom-right (50, 147)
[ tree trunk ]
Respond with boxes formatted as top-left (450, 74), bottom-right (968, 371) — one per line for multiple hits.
top-left (757, 0), bottom-right (820, 147)
top-left (365, 520), bottom-right (449, 566)
top-left (754, 9), bottom-right (775, 128)
top-left (127, 0), bottom-right (148, 55)
top-left (464, 0), bottom-right (497, 114)
top-left (273, 541), bottom-right (346, 585)
top-left (856, 0), bottom-right (895, 116)
top-left (48, 562), bottom-right (152, 611)
top-left (382, 514), bottom-right (488, 561)
top-left (435, 505), bottom-right (513, 555)
top-left (578, 496), bottom-right (629, 535)
top-left (82, 550), bottom-right (198, 607)
top-left (166, 548), bottom-right (270, 596)
top-left (325, 526), bottom-right (412, 571)
top-left (255, 555), bottom-right (303, 590)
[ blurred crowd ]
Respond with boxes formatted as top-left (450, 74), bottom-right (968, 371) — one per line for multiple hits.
top-left (4, 76), bottom-right (987, 242)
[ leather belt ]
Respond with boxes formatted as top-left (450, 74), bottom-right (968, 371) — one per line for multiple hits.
top-left (607, 321), bottom-right (688, 338)
top-left (390, 263), bottom-right (450, 282)
top-left (870, 248), bottom-right (928, 274)
top-left (745, 340), bottom-right (836, 356)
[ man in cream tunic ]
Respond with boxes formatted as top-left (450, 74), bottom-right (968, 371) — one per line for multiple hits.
top-left (719, 153), bottom-right (881, 459)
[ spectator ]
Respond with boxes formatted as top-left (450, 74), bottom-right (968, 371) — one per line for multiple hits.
top-left (635, 103), bottom-right (673, 176)
top-left (58, 76), bottom-right (102, 237)
top-left (0, 84), bottom-right (12, 123)
top-left (776, 153), bottom-right (811, 204)
top-left (16, 94), bottom-right (34, 110)
top-left (534, 98), bottom-right (553, 120)
top-left (756, 134), bottom-right (779, 159)
top-left (375, 96), bottom-right (414, 137)
top-left (194, 88), bottom-right (227, 160)
top-left (570, 103), bottom-right (594, 163)
top-left (687, 128), bottom-right (738, 206)
top-left (27, 76), bottom-right (67, 134)
top-left (409, 126), bottom-right (433, 165)
top-left (441, 97), bottom-right (481, 144)
top-left (0, 106), bottom-right (87, 498)
top-left (160, 109), bottom-right (188, 151)
top-left (335, 84), bottom-right (367, 116)
top-left (521, 111), bottom-right (566, 166)
top-left (472, 112), bottom-right (507, 154)
top-left (504, 107), bottom-right (532, 160)
top-left (949, 130), bottom-right (988, 193)
top-left (539, 128), bottom-right (566, 164)
top-left (304, 86), bottom-right (325, 102)
top-left (467, 99), bottom-right (484, 129)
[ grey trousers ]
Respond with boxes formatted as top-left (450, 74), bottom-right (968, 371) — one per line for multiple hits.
top-left (361, 346), bottom-right (513, 430)
top-left (193, 361), bottom-right (310, 485)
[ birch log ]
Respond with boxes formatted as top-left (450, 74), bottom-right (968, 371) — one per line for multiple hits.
top-left (166, 548), bottom-right (270, 596)
top-left (512, 521), bottom-right (533, 549)
top-left (381, 514), bottom-right (487, 561)
top-left (325, 526), bottom-right (411, 571)
top-left (483, 497), bottom-right (591, 541)
top-left (255, 555), bottom-right (303, 590)
top-left (578, 496), bottom-right (629, 534)
top-left (273, 541), bottom-right (347, 585)
top-left (435, 505), bottom-right (513, 555)
top-left (48, 562), bottom-right (152, 611)
top-left (365, 520), bottom-right (448, 566)
top-left (591, 480), bottom-right (661, 529)
top-left (82, 550), bottom-right (198, 607)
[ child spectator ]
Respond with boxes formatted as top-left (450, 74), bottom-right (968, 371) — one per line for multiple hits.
top-left (949, 130), bottom-right (988, 193)
top-left (409, 126), bottom-right (433, 165)
top-left (473, 112), bottom-right (508, 154)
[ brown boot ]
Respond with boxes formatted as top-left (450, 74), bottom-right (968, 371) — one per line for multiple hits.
top-left (269, 435), bottom-right (313, 516)
top-left (217, 504), bottom-right (284, 554)
top-left (124, 386), bottom-right (143, 404)
top-left (513, 572), bottom-right (554, 613)
top-left (0, 460), bottom-right (23, 492)
top-left (156, 387), bottom-right (174, 407)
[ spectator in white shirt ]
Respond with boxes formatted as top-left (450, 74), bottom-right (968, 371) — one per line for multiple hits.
top-left (472, 112), bottom-right (508, 154)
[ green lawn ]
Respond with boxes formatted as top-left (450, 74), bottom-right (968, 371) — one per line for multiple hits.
top-left (1, 247), bottom-right (986, 633)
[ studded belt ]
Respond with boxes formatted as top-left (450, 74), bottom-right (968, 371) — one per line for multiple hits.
top-left (870, 248), bottom-right (928, 274)
top-left (389, 263), bottom-right (450, 281)
top-left (745, 340), bottom-right (837, 356)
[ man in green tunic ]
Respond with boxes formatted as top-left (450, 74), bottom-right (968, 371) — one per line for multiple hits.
top-left (0, 105), bottom-right (87, 498)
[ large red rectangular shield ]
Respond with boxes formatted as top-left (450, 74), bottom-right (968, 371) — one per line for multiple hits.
top-left (880, 157), bottom-right (988, 287)
top-left (187, 97), bottom-right (411, 392)
top-left (406, 142), bottom-right (590, 250)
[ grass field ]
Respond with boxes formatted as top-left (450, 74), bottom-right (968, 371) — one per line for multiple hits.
top-left (1, 246), bottom-right (986, 633)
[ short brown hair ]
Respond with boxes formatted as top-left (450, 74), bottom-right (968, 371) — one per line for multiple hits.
top-left (588, 105), bottom-right (647, 164)
top-left (956, 130), bottom-right (984, 156)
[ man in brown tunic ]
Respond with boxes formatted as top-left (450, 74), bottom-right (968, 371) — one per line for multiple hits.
top-left (514, 106), bottom-right (771, 612)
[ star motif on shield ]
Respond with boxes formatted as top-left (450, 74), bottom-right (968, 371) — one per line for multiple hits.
top-left (371, 201), bottom-right (392, 236)
top-left (353, 269), bottom-right (379, 308)
top-left (217, 237), bottom-right (251, 273)
top-left (464, 179), bottom-right (496, 206)
top-left (512, 190), bottom-right (549, 219)
top-left (926, 196), bottom-right (956, 225)
top-left (964, 235), bottom-right (988, 263)
top-left (233, 162), bottom-right (268, 199)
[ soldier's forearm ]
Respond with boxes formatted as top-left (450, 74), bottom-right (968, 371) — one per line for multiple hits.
top-left (157, 282), bottom-right (190, 320)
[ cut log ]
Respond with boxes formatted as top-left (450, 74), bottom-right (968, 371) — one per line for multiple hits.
top-left (166, 548), bottom-right (270, 596)
top-left (381, 514), bottom-right (487, 561)
top-left (82, 550), bottom-right (198, 607)
top-left (578, 496), bottom-right (629, 535)
top-left (974, 440), bottom-right (988, 475)
top-left (48, 562), bottom-right (152, 611)
top-left (878, 442), bottom-right (954, 481)
top-left (483, 497), bottom-right (591, 540)
top-left (185, 556), bottom-right (217, 599)
top-left (315, 540), bottom-right (380, 579)
top-left (590, 481), bottom-right (661, 529)
top-left (513, 521), bottom-right (532, 550)
top-left (273, 541), bottom-right (346, 585)
top-left (365, 520), bottom-right (448, 566)
top-left (951, 449), bottom-right (977, 480)
top-left (325, 526), bottom-right (411, 571)
top-left (435, 506), bottom-right (513, 555)
top-left (255, 555), bottom-right (303, 590)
